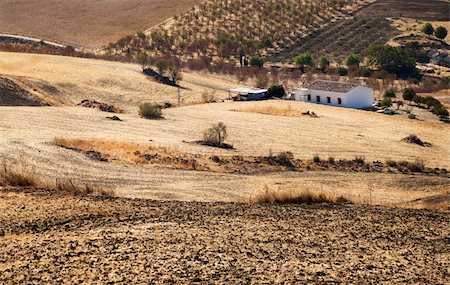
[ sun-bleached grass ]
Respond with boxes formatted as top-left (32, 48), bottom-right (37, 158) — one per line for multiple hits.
top-left (0, 158), bottom-right (114, 197)
top-left (0, 161), bottom-right (43, 187)
top-left (250, 187), bottom-right (352, 205)
top-left (53, 137), bottom-right (188, 166)
top-left (421, 201), bottom-right (449, 213)
top-left (238, 105), bottom-right (300, 117)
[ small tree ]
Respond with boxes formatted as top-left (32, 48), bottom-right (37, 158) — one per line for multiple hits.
top-left (434, 26), bottom-right (448, 40)
top-left (344, 54), bottom-right (360, 68)
top-left (155, 58), bottom-right (170, 76)
top-left (402, 88), bottom-right (416, 102)
top-left (137, 52), bottom-right (149, 71)
top-left (250, 56), bottom-right (264, 68)
top-left (266, 85), bottom-right (286, 98)
top-left (295, 53), bottom-right (313, 72)
top-left (318, 56), bottom-right (330, 72)
top-left (168, 57), bottom-right (182, 84)
top-left (383, 89), bottom-right (396, 99)
top-left (421, 23), bottom-right (434, 35)
top-left (203, 122), bottom-right (229, 148)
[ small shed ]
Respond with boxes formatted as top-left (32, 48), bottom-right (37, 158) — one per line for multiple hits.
top-left (294, 80), bottom-right (373, 109)
top-left (229, 88), bottom-right (267, 101)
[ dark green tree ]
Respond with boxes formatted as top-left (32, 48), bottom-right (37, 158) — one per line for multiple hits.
top-left (365, 45), bottom-right (416, 77)
top-left (295, 53), bottom-right (313, 72)
top-left (318, 56), bottom-right (330, 72)
top-left (421, 23), bottom-right (434, 35)
top-left (402, 88), bottom-right (416, 102)
top-left (434, 26), bottom-right (448, 40)
top-left (266, 85), bottom-right (286, 98)
top-left (344, 54), bottom-right (360, 67)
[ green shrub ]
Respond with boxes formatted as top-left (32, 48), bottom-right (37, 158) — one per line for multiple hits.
top-left (353, 156), bottom-right (365, 164)
top-left (250, 56), bottom-right (264, 68)
top-left (328, 157), bottom-right (335, 164)
top-left (381, 97), bottom-right (392, 108)
top-left (386, 160), bottom-right (397, 167)
top-left (383, 89), bottom-right (396, 98)
top-left (434, 26), bottom-right (448, 40)
top-left (344, 54), bottom-right (360, 67)
top-left (421, 23), bottom-right (434, 35)
top-left (403, 88), bottom-right (416, 102)
top-left (266, 84), bottom-right (286, 98)
top-left (139, 103), bottom-right (163, 119)
top-left (337, 67), bottom-right (348, 76)
top-left (313, 154), bottom-right (320, 163)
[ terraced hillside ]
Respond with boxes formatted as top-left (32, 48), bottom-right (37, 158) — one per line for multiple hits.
top-left (270, 0), bottom-right (450, 61)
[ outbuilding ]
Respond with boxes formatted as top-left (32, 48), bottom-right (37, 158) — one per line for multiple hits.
top-left (294, 80), bottom-right (374, 109)
top-left (229, 88), bottom-right (267, 101)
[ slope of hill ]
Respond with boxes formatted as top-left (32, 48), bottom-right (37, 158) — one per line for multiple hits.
top-left (270, 0), bottom-right (450, 62)
top-left (0, 0), bottom-right (201, 48)
top-left (145, 0), bottom-right (371, 59)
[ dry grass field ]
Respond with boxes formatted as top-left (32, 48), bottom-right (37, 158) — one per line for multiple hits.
top-left (0, 52), bottom-right (235, 110)
top-left (0, 52), bottom-right (449, 208)
top-left (0, 0), bottom-right (201, 48)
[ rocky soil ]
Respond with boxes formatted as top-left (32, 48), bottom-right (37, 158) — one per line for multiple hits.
top-left (0, 188), bottom-right (448, 284)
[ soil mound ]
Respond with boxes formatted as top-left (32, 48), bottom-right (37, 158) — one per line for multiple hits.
top-left (77, 99), bottom-right (122, 113)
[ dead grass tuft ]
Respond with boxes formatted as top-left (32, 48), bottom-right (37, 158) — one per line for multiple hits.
top-left (55, 179), bottom-right (115, 197)
top-left (0, 162), bottom-right (43, 187)
top-left (422, 201), bottom-right (449, 212)
top-left (250, 187), bottom-right (352, 205)
top-left (0, 158), bottom-right (114, 197)
top-left (238, 106), bottom-right (300, 117)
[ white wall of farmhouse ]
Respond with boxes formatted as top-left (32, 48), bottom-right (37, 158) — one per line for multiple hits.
top-left (294, 85), bottom-right (373, 109)
top-left (345, 86), bottom-right (374, 108)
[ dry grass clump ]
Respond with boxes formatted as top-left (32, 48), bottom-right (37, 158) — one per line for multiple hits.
top-left (139, 103), bottom-right (163, 119)
top-left (422, 201), bottom-right (449, 213)
top-left (0, 162), bottom-right (43, 187)
top-left (238, 106), bottom-right (300, 117)
top-left (251, 187), bottom-right (352, 205)
top-left (55, 179), bottom-right (115, 197)
top-left (0, 158), bottom-right (114, 197)
top-left (54, 137), bottom-right (191, 167)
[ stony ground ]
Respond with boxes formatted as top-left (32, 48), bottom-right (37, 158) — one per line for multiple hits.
top-left (0, 188), bottom-right (448, 284)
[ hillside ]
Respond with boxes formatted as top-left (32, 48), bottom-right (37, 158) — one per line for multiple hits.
top-left (270, 0), bottom-right (450, 62)
top-left (0, 0), bottom-right (201, 48)
top-left (143, 0), bottom-right (371, 59)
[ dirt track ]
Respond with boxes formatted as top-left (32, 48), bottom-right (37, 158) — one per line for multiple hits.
top-left (0, 188), bottom-right (448, 284)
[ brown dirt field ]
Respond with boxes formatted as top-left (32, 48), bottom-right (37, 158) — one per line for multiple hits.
top-left (0, 0), bottom-right (201, 48)
top-left (0, 188), bottom-right (448, 284)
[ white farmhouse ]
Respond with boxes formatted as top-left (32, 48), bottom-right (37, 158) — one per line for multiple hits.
top-left (294, 80), bottom-right (374, 109)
